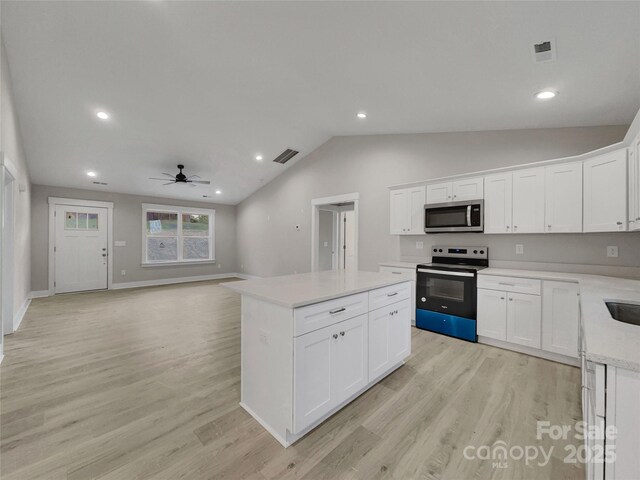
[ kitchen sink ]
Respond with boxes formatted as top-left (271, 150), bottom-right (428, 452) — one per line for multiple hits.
top-left (605, 301), bottom-right (640, 326)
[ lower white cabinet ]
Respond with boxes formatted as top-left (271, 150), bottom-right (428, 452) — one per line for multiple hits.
top-left (478, 288), bottom-right (541, 348)
top-left (478, 275), bottom-right (580, 362)
top-left (506, 292), bottom-right (541, 348)
top-left (294, 314), bottom-right (368, 433)
top-left (542, 281), bottom-right (579, 357)
top-left (369, 300), bottom-right (411, 380)
top-left (477, 288), bottom-right (507, 340)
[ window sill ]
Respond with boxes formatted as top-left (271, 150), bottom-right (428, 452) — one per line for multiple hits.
top-left (141, 260), bottom-right (216, 268)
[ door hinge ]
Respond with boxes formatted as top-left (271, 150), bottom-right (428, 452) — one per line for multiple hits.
top-left (54, 246), bottom-right (57, 252)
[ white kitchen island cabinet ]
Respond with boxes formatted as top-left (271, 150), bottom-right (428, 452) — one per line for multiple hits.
top-left (224, 271), bottom-right (412, 447)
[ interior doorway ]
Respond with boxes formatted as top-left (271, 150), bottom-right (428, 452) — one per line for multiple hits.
top-left (2, 157), bottom-right (16, 339)
top-left (311, 193), bottom-right (359, 273)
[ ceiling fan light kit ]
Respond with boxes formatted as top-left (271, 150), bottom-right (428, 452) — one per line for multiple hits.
top-left (149, 164), bottom-right (211, 187)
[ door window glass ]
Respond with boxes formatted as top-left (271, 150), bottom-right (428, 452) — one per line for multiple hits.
top-left (65, 212), bottom-right (77, 229)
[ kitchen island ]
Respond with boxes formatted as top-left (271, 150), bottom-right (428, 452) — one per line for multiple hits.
top-left (223, 270), bottom-right (412, 447)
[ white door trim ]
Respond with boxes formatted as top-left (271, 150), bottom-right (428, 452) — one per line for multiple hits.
top-left (2, 164), bottom-right (15, 335)
top-left (311, 193), bottom-right (359, 272)
top-left (48, 197), bottom-right (114, 294)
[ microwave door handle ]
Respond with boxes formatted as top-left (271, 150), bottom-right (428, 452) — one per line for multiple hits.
top-left (466, 205), bottom-right (472, 227)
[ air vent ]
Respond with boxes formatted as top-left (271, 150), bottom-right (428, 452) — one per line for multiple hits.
top-left (272, 149), bottom-right (299, 164)
top-left (533, 40), bottom-right (555, 63)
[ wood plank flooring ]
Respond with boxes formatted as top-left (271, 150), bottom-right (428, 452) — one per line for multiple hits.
top-left (1, 279), bottom-right (584, 479)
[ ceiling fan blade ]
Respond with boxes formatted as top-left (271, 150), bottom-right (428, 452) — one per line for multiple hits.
top-left (162, 173), bottom-right (175, 178)
top-left (189, 183), bottom-right (197, 188)
top-left (187, 174), bottom-right (201, 179)
top-left (149, 177), bottom-right (172, 181)
top-left (163, 182), bottom-right (175, 185)
top-left (189, 180), bottom-right (211, 184)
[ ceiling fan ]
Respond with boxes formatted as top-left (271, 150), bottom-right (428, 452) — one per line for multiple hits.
top-left (149, 164), bottom-right (211, 187)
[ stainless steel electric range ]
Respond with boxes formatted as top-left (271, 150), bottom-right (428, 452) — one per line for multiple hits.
top-left (415, 246), bottom-right (488, 342)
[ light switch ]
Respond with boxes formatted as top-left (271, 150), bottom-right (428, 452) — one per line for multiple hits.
top-left (607, 246), bottom-right (618, 258)
top-left (516, 244), bottom-right (524, 255)
top-left (416, 241), bottom-right (424, 249)
top-left (324, 241), bottom-right (329, 247)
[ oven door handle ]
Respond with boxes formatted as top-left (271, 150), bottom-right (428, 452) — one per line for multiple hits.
top-left (417, 269), bottom-right (475, 277)
top-left (466, 205), bottom-right (472, 227)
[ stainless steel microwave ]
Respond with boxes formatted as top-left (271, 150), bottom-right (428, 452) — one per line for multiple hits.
top-left (424, 200), bottom-right (483, 233)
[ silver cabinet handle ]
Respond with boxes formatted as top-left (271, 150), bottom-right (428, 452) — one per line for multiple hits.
top-left (636, 217), bottom-right (640, 221)
top-left (340, 331), bottom-right (345, 336)
top-left (391, 272), bottom-right (402, 275)
top-left (498, 282), bottom-right (515, 286)
top-left (616, 221), bottom-right (623, 225)
top-left (387, 292), bottom-right (398, 297)
top-left (547, 225), bottom-right (551, 229)
top-left (509, 297), bottom-right (513, 301)
top-left (506, 225), bottom-right (510, 230)
top-left (329, 307), bottom-right (346, 314)
top-left (514, 225), bottom-right (518, 230)
top-left (500, 297), bottom-right (505, 300)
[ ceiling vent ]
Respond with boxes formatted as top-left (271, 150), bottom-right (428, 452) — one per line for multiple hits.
top-left (533, 40), bottom-right (556, 63)
top-left (272, 149), bottom-right (299, 164)
top-left (92, 181), bottom-right (108, 185)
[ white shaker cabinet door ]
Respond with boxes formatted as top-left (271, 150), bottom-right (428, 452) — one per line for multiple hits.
top-left (407, 186), bottom-right (426, 234)
top-left (452, 177), bottom-right (484, 201)
top-left (545, 162), bottom-right (583, 233)
top-left (390, 189), bottom-right (408, 234)
top-left (542, 281), bottom-right (579, 358)
top-left (477, 288), bottom-right (507, 340)
top-left (426, 182), bottom-right (452, 204)
top-left (368, 300), bottom-right (411, 381)
top-left (506, 292), bottom-right (541, 349)
top-left (583, 149), bottom-right (627, 232)
top-left (331, 314), bottom-right (368, 406)
top-left (293, 324), bottom-right (335, 433)
top-left (484, 173), bottom-right (513, 234)
top-left (512, 168), bottom-right (545, 233)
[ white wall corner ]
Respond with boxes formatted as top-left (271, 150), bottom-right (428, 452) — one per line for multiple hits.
top-left (13, 297), bottom-right (31, 332)
top-left (30, 290), bottom-right (51, 298)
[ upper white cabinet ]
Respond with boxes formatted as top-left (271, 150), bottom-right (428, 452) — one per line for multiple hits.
top-left (542, 281), bottom-right (579, 358)
top-left (512, 168), bottom-right (545, 233)
top-left (583, 149), bottom-right (628, 232)
top-left (425, 182), bottom-right (452, 204)
top-left (484, 173), bottom-right (513, 233)
top-left (389, 186), bottom-right (425, 235)
top-left (426, 177), bottom-right (483, 204)
top-left (629, 136), bottom-right (640, 231)
top-left (545, 162), bottom-right (583, 233)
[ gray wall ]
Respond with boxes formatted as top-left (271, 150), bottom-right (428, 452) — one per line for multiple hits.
top-left (31, 185), bottom-right (238, 291)
top-left (236, 125), bottom-right (638, 277)
top-left (1, 35), bottom-right (32, 317)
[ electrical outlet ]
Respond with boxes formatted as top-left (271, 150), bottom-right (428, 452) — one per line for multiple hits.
top-left (516, 244), bottom-right (524, 255)
top-left (120, 270), bottom-right (126, 276)
top-left (607, 246), bottom-right (618, 258)
top-left (295, 224), bottom-right (300, 231)
top-left (416, 241), bottom-right (424, 249)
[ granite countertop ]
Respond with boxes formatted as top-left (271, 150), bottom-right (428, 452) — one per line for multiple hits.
top-left (222, 270), bottom-right (410, 309)
top-left (479, 268), bottom-right (640, 372)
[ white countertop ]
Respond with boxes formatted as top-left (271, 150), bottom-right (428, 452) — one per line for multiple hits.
top-left (222, 270), bottom-right (410, 309)
top-left (480, 268), bottom-right (640, 372)
top-left (378, 261), bottom-right (423, 269)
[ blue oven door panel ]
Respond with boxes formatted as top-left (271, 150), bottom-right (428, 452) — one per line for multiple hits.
top-left (416, 309), bottom-right (477, 343)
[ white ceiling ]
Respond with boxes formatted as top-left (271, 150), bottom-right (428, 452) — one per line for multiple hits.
top-left (2, 1), bottom-right (639, 204)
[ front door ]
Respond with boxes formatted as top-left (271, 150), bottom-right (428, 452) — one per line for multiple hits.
top-left (54, 205), bottom-right (108, 293)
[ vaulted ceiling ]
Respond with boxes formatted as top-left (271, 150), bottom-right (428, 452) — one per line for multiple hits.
top-left (2, 1), bottom-right (639, 204)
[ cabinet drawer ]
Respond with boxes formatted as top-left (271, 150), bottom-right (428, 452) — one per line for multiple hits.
top-left (368, 282), bottom-right (411, 312)
top-left (294, 292), bottom-right (368, 337)
top-left (379, 266), bottom-right (415, 278)
top-left (477, 275), bottom-right (541, 295)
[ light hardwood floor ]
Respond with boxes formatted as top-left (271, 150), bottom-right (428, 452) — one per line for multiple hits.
top-left (1, 279), bottom-right (584, 479)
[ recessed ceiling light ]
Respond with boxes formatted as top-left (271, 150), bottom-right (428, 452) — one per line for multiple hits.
top-left (535, 90), bottom-right (557, 100)
top-left (255, 155), bottom-right (263, 161)
top-left (215, 190), bottom-right (222, 195)
top-left (357, 112), bottom-right (367, 119)
top-left (87, 171), bottom-right (97, 177)
top-left (96, 111), bottom-right (110, 120)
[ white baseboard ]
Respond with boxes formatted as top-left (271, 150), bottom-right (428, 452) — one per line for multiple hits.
top-left (478, 336), bottom-right (580, 367)
top-left (111, 273), bottom-right (247, 290)
top-left (30, 290), bottom-right (51, 298)
top-left (29, 273), bottom-right (255, 297)
top-left (13, 297), bottom-right (31, 332)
